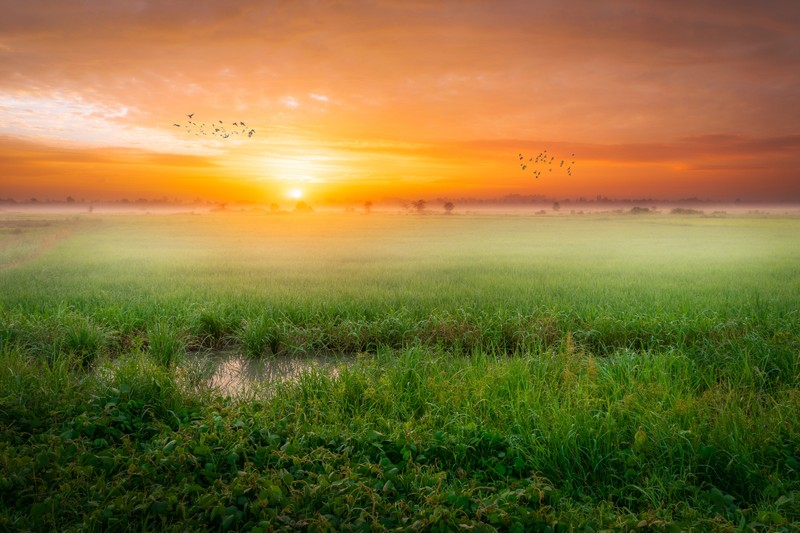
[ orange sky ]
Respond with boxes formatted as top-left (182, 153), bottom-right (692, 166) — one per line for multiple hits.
top-left (1, 0), bottom-right (799, 204)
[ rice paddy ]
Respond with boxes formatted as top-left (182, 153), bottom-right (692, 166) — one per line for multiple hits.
top-left (1, 210), bottom-right (799, 531)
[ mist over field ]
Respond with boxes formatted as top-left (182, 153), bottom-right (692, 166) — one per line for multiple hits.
top-left (1, 210), bottom-right (799, 530)
top-left (3, 0), bottom-right (800, 529)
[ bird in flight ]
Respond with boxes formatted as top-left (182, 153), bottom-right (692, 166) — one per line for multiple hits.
top-left (187, 113), bottom-right (194, 119)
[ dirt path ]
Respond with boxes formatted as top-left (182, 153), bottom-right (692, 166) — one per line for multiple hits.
top-left (0, 225), bottom-right (75, 272)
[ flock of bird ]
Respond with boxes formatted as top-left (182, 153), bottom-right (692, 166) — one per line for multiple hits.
top-left (518, 149), bottom-right (575, 178)
top-left (173, 113), bottom-right (256, 139)
top-left (172, 114), bottom-right (573, 182)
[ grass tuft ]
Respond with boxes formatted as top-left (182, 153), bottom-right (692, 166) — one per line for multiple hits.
top-left (146, 320), bottom-right (185, 367)
top-left (238, 315), bottom-right (282, 357)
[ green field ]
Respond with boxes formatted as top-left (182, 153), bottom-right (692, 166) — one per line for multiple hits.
top-left (1, 211), bottom-right (799, 531)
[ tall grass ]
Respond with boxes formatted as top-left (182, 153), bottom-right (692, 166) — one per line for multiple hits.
top-left (146, 320), bottom-right (185, 367)
top-left (237, 314), bottom-right (282, 357)
top-left (0, 211), bottom-right (799, 529)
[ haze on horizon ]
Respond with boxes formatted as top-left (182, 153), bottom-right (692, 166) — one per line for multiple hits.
top-left (1, 0), bottom-right (799, 205)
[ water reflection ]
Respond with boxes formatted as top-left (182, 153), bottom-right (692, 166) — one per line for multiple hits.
top-left (187, 350), bottom-right (343, 397)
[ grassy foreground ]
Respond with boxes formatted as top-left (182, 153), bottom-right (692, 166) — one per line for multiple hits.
top-left (1, 211), bottom-right (799, 531)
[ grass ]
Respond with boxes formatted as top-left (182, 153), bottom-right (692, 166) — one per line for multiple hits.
top-left (1, 210), bottom-right (799, 530)
top-left (238, 315), bottom-right (283, 357)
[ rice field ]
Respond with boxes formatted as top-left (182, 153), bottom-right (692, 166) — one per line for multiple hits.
top-left (1, 210), bottom-right (799, 531)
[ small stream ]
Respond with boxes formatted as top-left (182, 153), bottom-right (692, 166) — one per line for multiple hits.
top-left (185, 350), bottom-right (346, 397)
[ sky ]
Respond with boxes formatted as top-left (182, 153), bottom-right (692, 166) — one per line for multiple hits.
top-left (1, 0), bottom-right (799, 205)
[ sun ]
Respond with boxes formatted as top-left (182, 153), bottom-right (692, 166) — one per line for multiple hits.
top-left (288, 188), bottom-right (303, 199)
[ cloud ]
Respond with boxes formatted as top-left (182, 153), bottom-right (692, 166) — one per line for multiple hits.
top-left (0, 91), bottom-right (223, 155)
top-left (281, 96), bottom-right (300, 109)
top-left (0, 136), bottom-right (218, 168)
top-left (456, 133), bottom-right (800, 167)
top-left (0, 1), bottom-right (798, 200)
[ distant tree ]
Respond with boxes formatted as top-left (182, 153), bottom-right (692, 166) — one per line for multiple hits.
top-left (88, 205), bottom-right (94, 213)
top-left (66, 196), bottom-right (75, 203)
top-left (294, 201), bottom-right (313, 213)
top-left (444, 201), bottom-right (454, 214)
top-left (552, 201), bottom-right (560, 211)
top-left (269, 203), bottom-right (279, 213)
top-left (364, 200), bottom-right (373, 214)
top-left (670, 207), bottom-right (703, 215)
top-left (411, 199), bottom-right (426, 213)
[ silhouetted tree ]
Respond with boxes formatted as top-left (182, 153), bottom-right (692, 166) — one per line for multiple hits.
top-left (295, 201), bottom-right (313, 213)
top-left (552, 201), bottom-right (560, 211)
top-left (364, 200), bottom-right (373, 214)
top-left (411, 199), bottom-right (426, 213)
top-left (444, 202), bottom-right (454, 214)
top-left (269, 203), bottom-right (279, 213)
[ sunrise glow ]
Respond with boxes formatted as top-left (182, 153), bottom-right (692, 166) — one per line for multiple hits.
top-left (0, 2), bottom-right (798, 204)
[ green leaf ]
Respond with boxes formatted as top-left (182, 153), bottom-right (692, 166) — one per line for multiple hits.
top-left (35, 452), bottom-right (50, 468)
top-left (150, 501), bottom-right (169, 515)
top-left (30, 502), bottom-right (49, 521)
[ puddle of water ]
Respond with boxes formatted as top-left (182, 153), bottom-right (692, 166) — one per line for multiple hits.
top-left (186, 350), bottom-right (345, 397)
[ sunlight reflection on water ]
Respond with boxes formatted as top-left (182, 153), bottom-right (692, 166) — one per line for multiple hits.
top-left (188, 350), bottom-right (345, 397)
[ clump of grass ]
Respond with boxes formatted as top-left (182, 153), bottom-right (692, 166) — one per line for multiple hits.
top-left (189, 308), bottom-right (235, 348)
top-left (238, 315), bottom-right (281, 357)
top-left (146, 320), bottom-right (185, 367)
top-left (0, 345), bottom-right (82, 432)
top-left (59, 314), bottom-right (112, 368)
top-left (0, 309), bottom-right (113, 367)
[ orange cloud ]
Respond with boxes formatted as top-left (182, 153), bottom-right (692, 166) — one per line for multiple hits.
top-left (1, 1), bottom-right (798, 202)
